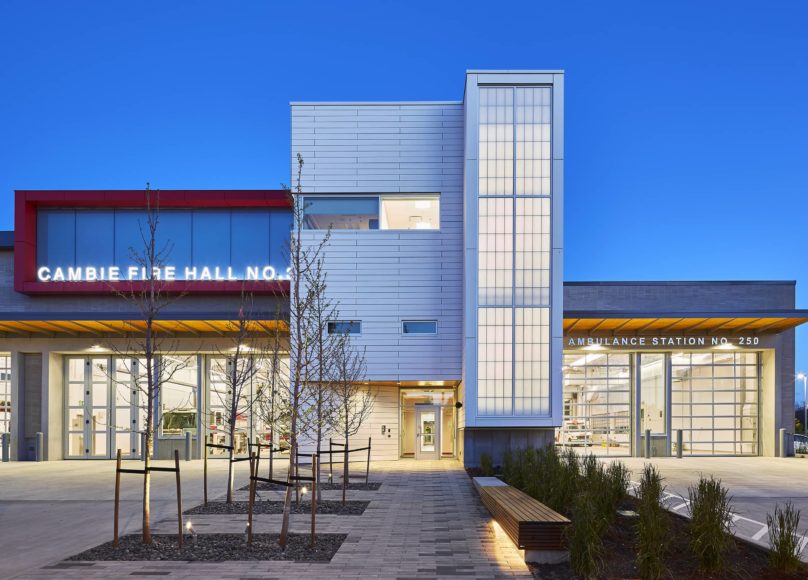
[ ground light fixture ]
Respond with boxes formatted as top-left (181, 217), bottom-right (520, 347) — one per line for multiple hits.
top-left (185, 521), bottom-right (197, 545)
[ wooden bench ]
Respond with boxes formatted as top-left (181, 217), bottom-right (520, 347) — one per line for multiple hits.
top-left (477, 483), bottom-right (570, 561)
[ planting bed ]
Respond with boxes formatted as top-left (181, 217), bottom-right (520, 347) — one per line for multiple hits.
top-left (240, 481), bottom-right (382, 492)
top-left (66, 533), bottom-right (346, 562)
top-left (185, 499), bottom-right (370, 515)
top-left (528, 496), bottom-right (808, 580)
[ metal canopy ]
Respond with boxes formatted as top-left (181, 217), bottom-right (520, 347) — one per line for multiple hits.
top-left (0, 317), bottom-right (287, 337)
top-left (563, 310), bottom-right (808, 335)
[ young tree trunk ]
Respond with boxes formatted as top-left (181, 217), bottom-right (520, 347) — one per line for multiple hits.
top-left (226, 424), bottom-right (236, 504)
top-left (226, 360), bottom-right (238, 503)
top-left (343, 424), bottom-right (349, 505)
top-left (142, 323), bottom-right (155, 544)
top-left (142, 431), bottom-right (152, 544)
top-left (279, 438), bottom-right (296, 548)
top-left (316, 392), bottom-right (323, 502)
top-left (268, 427), bottom-right (274, 480)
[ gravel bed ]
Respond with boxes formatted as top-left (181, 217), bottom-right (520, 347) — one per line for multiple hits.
top-left (66, 533), bottom-right (346, 562)
top-left (240, 481), bottom-right (382, 491)
top-left (185, 499), bottom-right (370, 515)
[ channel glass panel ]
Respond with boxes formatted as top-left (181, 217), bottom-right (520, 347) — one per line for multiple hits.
top-left (476, 85), bottom-right (553, 417)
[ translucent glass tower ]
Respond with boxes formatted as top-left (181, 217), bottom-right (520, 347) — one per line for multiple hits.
top-left (463, 71), bottom-right (564, 447)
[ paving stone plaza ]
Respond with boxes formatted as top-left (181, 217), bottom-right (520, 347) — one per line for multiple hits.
top-left (1, 459), bottom-right (531, 579)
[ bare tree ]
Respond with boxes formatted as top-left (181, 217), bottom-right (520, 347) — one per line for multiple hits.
top-left (112, 184), bottom-right (188, 544)
top-left (254, 305), bottom-right (290, 481)
top-left (331, 332), bottom-right (373, 505)
top-left (278, 154), bottom-right (332, 548)
top-left (303, 254), bottom-right (340, 501)
top-left (211, 290), bottom-right (269, 503)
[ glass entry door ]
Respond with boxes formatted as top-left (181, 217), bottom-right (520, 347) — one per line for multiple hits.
top-left (415, 405), bottom-right (440, 460)
top-left (66, 358), bottom-right (109, 458)
top-left (65, 357), bottom-right (142, 459)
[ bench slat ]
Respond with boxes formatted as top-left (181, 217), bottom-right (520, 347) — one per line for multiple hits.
top-left (478, 484), bottom-right (570, 552)
top-left (483, 486), bottom-right (570, 523)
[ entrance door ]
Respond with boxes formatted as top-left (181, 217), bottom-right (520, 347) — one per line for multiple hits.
top-left (66, 357), bottom-right (110, 458)
top-left (415, 405), bottom-right (440, 460)
top-left (65, 357), bottom-right (142, 459)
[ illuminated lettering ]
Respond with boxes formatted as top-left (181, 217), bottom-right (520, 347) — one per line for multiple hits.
top-left (35, 264), bottom-right (283, 282)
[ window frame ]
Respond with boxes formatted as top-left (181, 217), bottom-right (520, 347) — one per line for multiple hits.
top-left (401, 320), bottom-right (438, 336)
top-left (327, 320), bottom-right (362, 335)
top-left (302, 194), bottom-right (441, 231)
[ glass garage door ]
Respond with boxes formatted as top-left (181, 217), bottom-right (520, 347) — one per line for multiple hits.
top-left (559, 353), bottom-right (631, 456)
top-left (671, 352), bottom-right (759, 456)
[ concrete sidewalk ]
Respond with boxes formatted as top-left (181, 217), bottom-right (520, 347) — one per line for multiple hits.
top-left (603, 456), bottom-right (808, 559)
top-left (2, 459), bottom-right (529, 580)
top-left (0, 457), bottom-right (240, 580)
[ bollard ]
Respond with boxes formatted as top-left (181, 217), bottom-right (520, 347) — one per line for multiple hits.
top-left (779, 428), bottom-right (787, 458)
top-left (2, 432), bottom-right (9, 462)
top-left (184, 431), bottom-right (192, 461)
top-left (35, 432), bottom-right (44, 462)
top-left (676, 429), bottom-right (683, 459)
top-left (644, 429), bottom-right (652, 459)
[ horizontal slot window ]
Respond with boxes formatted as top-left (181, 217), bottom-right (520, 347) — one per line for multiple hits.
top-left (303, 197), bottom-right (379, 230)
top-left (402, 320), bottom-right (438, 335)
top-left (303, 195), bottom-right (439, 230)
top-left (327, 320), bottom-right (361, 335)
top-left (381, 196), bottom-right (439, 230)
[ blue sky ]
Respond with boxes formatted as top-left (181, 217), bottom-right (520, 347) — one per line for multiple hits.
top-left (1, 1), bottom-right (807, 402)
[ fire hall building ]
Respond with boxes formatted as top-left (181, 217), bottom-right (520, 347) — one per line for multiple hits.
top-left (1, 70), bottom-right (806, 464)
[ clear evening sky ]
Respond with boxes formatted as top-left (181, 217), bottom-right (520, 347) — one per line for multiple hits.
top-left (1, 1), bottom-right (806, 403)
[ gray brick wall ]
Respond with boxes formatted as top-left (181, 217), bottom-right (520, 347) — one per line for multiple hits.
top-left (564, 281), bottom-right (796, 312)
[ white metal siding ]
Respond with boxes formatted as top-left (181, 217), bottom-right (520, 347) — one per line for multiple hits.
top-left (292, 104), bottom-right (463, 382)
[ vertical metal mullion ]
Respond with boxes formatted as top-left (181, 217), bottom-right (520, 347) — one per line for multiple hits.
top-left (547, 85), bottom-right (554, 421)
top-left (633, 353), bottom-right (642, 457)
top-left (665, 353), bottom-right (672, 456)
top-left (107, 355), bottom-right (113, 459)
top-left (197, 354), bottom-right (204, 461)
top-left (756, 352), bottom-right (761, 456)
top-left (511, 87), bottom-right (517, 417)
top-left (131, 359), bottom-right (137, 459)
top-left (85, 357), bottom-right (91, 458)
